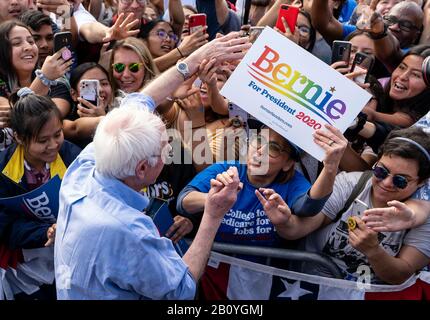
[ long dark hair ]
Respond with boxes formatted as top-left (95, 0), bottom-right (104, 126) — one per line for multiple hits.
top-left (0, 20), bottom-right (35, 94)
top-left (381, 45), bottom-right (430, 123)
top-left (298, 10), bottom-right (316, 53)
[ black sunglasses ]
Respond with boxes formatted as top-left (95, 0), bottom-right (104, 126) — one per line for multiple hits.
top-left (372, 165), bottom-right (415, 189)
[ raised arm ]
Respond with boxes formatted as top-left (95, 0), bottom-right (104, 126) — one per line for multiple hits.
top-left (215, 0), bottom-right (230, 26)
top-left (256, 0), bottom-right (286, 27)
top-left (79, 13), bottom-right (139, 44)
top-left (169, 0), bottom-right (185, 37)
top-left (309, 125), bottom-right (348, 199)
top-left (142, 32), bottom-right (251, 107)
top-left (182, 166), bottom-right (240, 281)
top-left (420, 0), bottom-right (430, 44)
top-left (311, 0), bottom-right (344, 44)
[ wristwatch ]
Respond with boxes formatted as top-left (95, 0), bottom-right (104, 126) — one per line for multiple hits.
top-left (176, 61), bottom-right (190, 80)
top-left (35, 69), bottom-right (58, 87)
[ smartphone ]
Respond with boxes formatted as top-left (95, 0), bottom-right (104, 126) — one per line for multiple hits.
top-left (228, 102), bottom-right (249, 134)
top-left (331, 40), bottom-right (352, 64)
top-left (275, 4), bottom-right (299, 34)
top-left (351, 199), bottom-right (368, 217)
top-left (350, 52), bottom-right (374, 84)
top-left (79, 79), bottom-right (99, 107)
top-left (188, 13), bottom-right (207, 34)
top-left (53, 31), bottom-right (72, 61)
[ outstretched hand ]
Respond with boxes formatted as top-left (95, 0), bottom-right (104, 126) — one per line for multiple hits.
top-left (362, 200), bottom-right (415, 232)
top-left (103, 13), bottom-right (139, 43)
top-left (356, 0), bottom-right (385, 35)
top-left (255, 188), bottom-right (291, 226)
top-left (191, 32), bottom-right (252, 68)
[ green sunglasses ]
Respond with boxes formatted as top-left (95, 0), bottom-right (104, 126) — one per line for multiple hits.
top-left (112, 62), bottom-right (144, 73)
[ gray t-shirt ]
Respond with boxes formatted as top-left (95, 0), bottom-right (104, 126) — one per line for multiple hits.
top-left (302, 171), bottom-right (430, 284)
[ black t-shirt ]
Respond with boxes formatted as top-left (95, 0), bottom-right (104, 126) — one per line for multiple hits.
top-left (143, 147), bottom-right (196, 217)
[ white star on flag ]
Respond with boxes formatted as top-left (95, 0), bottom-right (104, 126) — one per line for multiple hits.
top-left (277, 278), bottom-right (313, 300)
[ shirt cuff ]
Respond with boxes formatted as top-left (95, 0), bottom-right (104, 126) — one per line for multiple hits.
top-left (292, 190), bottom-right (332, 217)
top-left (119, 92), bottom-right (156, 112)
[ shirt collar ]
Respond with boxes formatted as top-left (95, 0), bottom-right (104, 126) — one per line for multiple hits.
top-left (93, 170), bottom-right (149, 212)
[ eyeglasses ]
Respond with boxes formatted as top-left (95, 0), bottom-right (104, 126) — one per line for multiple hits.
top-left (119, 0), bottom-right (148, 6)
top-left (296, 25), bottom-right (311, 36)
top-left (383, 15), bottom-right (420, 32)
top-left (152, 29), bottom-right (179, 44)
top-left (372, 164), bottom-right (418, 189)
top-left (249, 135), bottom-right (289, 158)
top-left (112, 62), bottom-right (144, 73)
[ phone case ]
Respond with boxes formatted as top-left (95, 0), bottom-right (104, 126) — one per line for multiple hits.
top-left (189, 14), bottom-right (207, 34)
top-left (79, 80), bottom-right (99, 107)
top-left (351, 199), bottom-right (368, 217)
top-left (275, 5), bottom-right (299, 34)
top-left (331, 41), bottom-right (352, 64)
top-left (54, 32), bottom-right (72, 53)
top-left (228, 102), bottom-right (249, 133)
top-left (351, 52), bottom-right (374, 84)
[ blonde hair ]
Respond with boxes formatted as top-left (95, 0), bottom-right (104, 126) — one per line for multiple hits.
top-left (110, 37), bottom-right (159, 92)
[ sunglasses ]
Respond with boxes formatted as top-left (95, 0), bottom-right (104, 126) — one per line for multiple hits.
top-left (112, 62), bottom-right (143, 73)
top-left (152, 29), bottom-right (179, 44)
top-left (383, 15), bottom-right (420, 32)
top-left (249, 135), bottom-right (289, 158)
top-left (372, 165), bottom-right (417, 189)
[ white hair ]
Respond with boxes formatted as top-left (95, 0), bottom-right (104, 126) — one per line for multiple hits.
top-left (93, 106), bottom-right (166, 179)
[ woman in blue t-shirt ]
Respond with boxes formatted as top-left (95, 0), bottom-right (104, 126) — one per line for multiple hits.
top-left (177, 125), bottom-right (348, 247)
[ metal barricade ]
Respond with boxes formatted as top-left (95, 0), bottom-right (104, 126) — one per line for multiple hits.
top-left (185, 239), bottom-right (343, 279)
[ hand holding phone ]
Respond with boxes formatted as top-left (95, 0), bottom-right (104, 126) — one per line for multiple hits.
top-left (347, 198), bottom-right (368, 231)
top-left (275, 4), bottom-right (299, 34)
top-left (188, 13), bottom-right (207, 34)
top-left (79, 79), bottom-right (99, 107)
top-left (331, 40), bottom-right (352, 64)
top-left (350, 52), bottom-right (374, 84)
top-left (54, 31), bottom-right (73, 61)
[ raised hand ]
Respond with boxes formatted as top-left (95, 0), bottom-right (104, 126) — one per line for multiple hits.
top-left (103, 13), bottom-right (140, 43)
top-left (356, 0), bottom-right (385, 35)
top-left (313, 124), bottom-right (348, 172)
top-left (255, 188), bottom-right (292, 226)
top-left (40, 47), bottom-right (74, 81)
top-left (198, 58), bottom-right (218, 88)
top-left (178, 27), bottom-right (209, 57)
top-left (274, 17), bottom-right (299, 44)
top-left (205, 166), bottom-right (241, 219)
top-left (192, 32), bottom-right (252, 67)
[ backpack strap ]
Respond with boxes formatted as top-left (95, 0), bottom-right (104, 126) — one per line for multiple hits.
top-left (332, 170), bottom-right (373, 223)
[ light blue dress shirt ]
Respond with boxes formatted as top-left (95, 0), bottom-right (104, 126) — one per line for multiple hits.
top-left (54, 142), bottom-right (196, 300)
